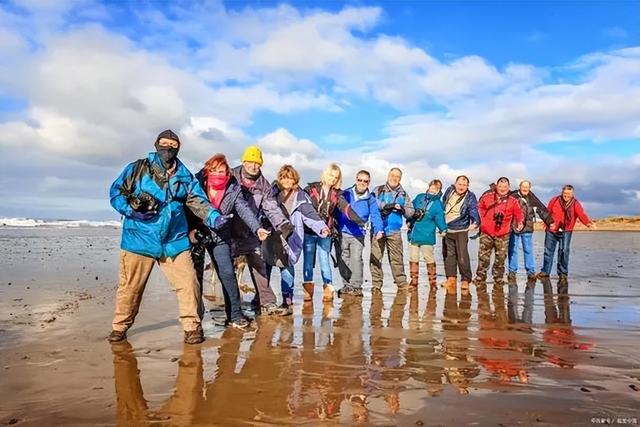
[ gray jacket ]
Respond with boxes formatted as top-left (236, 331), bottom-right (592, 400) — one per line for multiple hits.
top-left (230, 165), bottom-right (290, 255)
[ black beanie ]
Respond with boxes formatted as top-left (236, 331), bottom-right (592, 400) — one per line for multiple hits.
top-left (156, 129), bottom-right (181, 148)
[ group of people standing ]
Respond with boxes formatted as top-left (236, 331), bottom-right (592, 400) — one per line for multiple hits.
top-left (107, 130), bottom-right (595, 344)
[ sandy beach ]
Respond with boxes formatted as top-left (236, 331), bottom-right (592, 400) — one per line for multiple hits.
top-left (1, 226), bottom-right (639, 426)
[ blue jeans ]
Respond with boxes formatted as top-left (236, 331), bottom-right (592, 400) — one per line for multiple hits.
top-left (266, 264), bottom-right (295, 305)
top-left (541, 231), bottom-right (572, 275)
top-left (302, 234), bottom-right (333, 284)
top-left (508, 232), bottom-right (535, 275)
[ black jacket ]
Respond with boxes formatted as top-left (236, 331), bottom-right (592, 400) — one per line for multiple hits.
top-left (509, 190), bottom-right (551, 233)
top-left (187, 170), bottom-right (261, 245)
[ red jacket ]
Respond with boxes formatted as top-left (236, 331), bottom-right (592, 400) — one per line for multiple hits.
top-left (546, 196), bottom-right (591, 232)
top-left (477, 191), bottom-right (524, 237)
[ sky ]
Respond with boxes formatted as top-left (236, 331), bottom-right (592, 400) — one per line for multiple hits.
top-left (0, 0), bottom-right (639, 220)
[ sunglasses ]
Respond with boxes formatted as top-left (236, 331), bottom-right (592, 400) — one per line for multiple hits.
top-left (357, 179), bottom-right (370, 183)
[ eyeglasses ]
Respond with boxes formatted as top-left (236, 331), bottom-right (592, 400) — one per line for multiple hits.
top-left (357, 179), bottom-right (370, 183)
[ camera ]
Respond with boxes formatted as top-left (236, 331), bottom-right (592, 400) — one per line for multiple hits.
top-left (413, 209), bottom-right (426, 222)
top-left (493, 212), bottom-right (505, 228)
top-left (195, 229), bottom-right (214, 246)
top-left (128, 192), bottom-right (159, 213)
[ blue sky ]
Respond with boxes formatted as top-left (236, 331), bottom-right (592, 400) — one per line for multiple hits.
top-left (0, 0), bottom-right (638, 220)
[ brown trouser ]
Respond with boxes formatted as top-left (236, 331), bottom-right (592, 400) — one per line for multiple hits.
top-left (370, 232), bottom-right (407, 289)
top-left (112, 250), bottom-right (201, 332)
top-left (237, 250), bottom-right (277, 306)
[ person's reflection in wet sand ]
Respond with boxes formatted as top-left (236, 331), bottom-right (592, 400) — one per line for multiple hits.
top-left (202, 319), bottom-right (293, 424)
top-left (508, 280), bottom-right (535, 325)
top-left (405, 288), bottom-right (445, 397)
top-left (441, 285), bottom-right (477, 394)
top-left (475, 284), bottom-right (529, 384)
top-left (541, 278), bottom-right (592, 369)
top-left (112, 341), bottom-right (204, 426)
top-left (332, 294), bottom-right (368, 424)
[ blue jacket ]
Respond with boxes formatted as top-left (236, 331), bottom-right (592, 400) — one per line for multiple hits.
top-left (186, 170), bottom-right (261, 244)
top-left (408, 191), bottom-right (447, 246)
top-left (372, 184), bottom-right (414, 235)
top-left (110, 152), bottom-right (220, 258)
top-left (441, 185), bottom-right (480, 231)
top-left (336, 186), bottom-right (384, 238)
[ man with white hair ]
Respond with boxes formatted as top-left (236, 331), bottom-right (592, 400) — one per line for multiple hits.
top-left (507, 180), bottom-right (552, 283)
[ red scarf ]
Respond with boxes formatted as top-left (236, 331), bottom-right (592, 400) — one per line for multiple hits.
top-left (206, 173), bottom-right (229, 209)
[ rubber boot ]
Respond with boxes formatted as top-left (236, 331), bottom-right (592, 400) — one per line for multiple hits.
top-left (322, 283), bottom-right (335, 302)
top-left (426, 263), bottom-right (437, 289)
top-left (409, 262), bottom-right (419, 287)
top-left (302, 282), bottom-right (314, 302)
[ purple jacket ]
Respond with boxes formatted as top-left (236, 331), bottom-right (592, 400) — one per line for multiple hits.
top-left (263, 186), bottom-right (327, 267)
top-left (230, 165), bottom-right (290, 256)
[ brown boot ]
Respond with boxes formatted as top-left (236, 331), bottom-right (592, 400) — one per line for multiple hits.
top-left (408, 262), bottom-right (419, 286)
top-left (442, 276), bottom-right (456, 293)
top-left (426, 263), bottom-right (437, 289)
top-left (302, 282), bottom-right (314, 302)
top-left (322, 283), bottom-right (335, 302)
top-left (460, 280), bottom-right (470, 291)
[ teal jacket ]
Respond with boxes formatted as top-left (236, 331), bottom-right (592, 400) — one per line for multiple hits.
top-left (110, 152), bottom-right (220, 258)
top-left (408, 191), bottom-right (447, 246)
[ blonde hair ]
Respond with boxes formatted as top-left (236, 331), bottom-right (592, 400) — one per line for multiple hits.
top-left (320, 163), bottom-right (343, 188)
top-left (277, 164), bottom-right (300, 187)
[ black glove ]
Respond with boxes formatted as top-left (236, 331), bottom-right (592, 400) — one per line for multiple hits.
top-left (130, 210), bottom-right (157, 221)
top-left (280, 222), bottom-right (294, 240)
top-left (413, 209), bottom-right (425, 221)
top-left (213, 213), bottom-right (234, 229)
top-left (382, 203), bottom-right (396, 212)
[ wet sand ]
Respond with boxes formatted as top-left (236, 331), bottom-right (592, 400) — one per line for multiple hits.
top-left (1, 228), bottom-right (639, 426)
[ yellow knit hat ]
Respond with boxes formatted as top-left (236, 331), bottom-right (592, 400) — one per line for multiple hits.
top-left (241, 145), bottom-right (263, 166)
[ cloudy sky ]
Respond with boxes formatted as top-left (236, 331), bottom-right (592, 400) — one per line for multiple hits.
top-left (0, 0), bottom-right (638, 220)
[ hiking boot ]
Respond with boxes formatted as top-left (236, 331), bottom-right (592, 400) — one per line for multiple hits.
top-left (527, 273), bottom-right (537, 282)
top-left (337, 286), bottom-right (351, 298)
top-left (558, 274), bottom-right (568, 286)
top-left (408, 261), bottom-right (419, 286)
top-left (228, 317), bottom-right (252, 330)
top-left (460, 280), bottom-right (470, 291)
top-left (537, 271), bottom-right (549, 279)
top-left (396, 281), bottom-right (408, 290)
top-left (322, 283), bottom-right (335, 302)
top-left (442, 276), bottom-right (456, 290)
top-left (279, 303), bottom-right (293, 316)
top-left (302, 282), bottom-right (314, 302)
top-left (107, 329), bottom-right (127, 343)
top-left (507, 272), bottom-right (517, 284)
top-left (261, 302), bottom-right (290, 316)
top-left (184, 326), bottom-right (204, 345)
top-left (371, 286), bottom-right (383, 296)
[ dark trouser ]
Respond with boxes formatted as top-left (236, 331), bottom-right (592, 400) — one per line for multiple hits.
top-left (442, 230), bottom-right (473, 282)
top-left (236, 249), bottom-right (278, 306)
top-left (541, 231), bottom-right (572, 275)
top-left (370, 232), bottom-right (407, 289)
top-left (192, 241), bottom-right (243, 322)
top-left (336, 233), bottom-right (365, 289)
top-left (475, 233), bottom-right (510, 282)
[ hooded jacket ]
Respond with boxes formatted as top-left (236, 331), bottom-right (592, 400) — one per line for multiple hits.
top-left (408, 191), bottom-right (447, 246)
top-left (262, 186), bottom-right (327, 267)
top-left (110, 152), bottom-right (220, 258)
top-left (186, 170), bottom-right (261, 244)
top-left (477, 191), bottom-right (524, 237)
top-left (335, 185), bottom-right (384, 238)
top-left (546, 196), bottom-right (591, 232)
top-left (303, 182), bottom-right (365, 233)
top-left (230, 165), bottom-right (290, 255)
top-left (372, 183), bottom-right (415, 235)
top-left (442, 185), bottom-right (480, 231)
top-left (509, 189), bottom-right (551, 233)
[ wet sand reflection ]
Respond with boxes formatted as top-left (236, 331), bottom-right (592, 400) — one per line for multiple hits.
top-left (111, 278), bottom-right (633, 425)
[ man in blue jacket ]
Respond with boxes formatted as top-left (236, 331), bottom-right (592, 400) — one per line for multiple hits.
top-left (441, 175), bottom-right (480, 291)
top-left (335, 170), bottom-right (384, 297)
top-left (108, 130), bottom-right (227, 344)
top-left (370, 168), bottom-right (415, 293)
